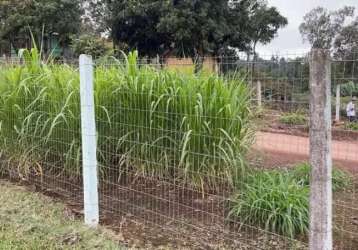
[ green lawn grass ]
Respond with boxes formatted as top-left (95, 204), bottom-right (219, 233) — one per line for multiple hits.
top-left (0, 180), bottom-right (121, 250)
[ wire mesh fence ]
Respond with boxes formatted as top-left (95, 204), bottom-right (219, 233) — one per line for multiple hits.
top-left (0, 51), bottom-right (357, 249)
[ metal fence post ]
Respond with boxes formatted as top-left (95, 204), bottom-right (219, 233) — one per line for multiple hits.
top-left (335, 84), bottom-right (340, 122)
top-left (79, 54), bottom-right (99, 227)
top-left (257, 80), bottom-right (262, 107)
top-left (309, 49), bottom-right (332, 250)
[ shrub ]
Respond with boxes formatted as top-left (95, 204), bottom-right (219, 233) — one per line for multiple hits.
top-left (71, 35), bottom-right (112, 58)
top-left (279, 111), bottom-right (307, 126)
top-left (345, 122), bottom-right (358, 131)
top-left (290, 162), bottom-right (352, 191)
top-left (0, 49), bottom-right (253, 190)
top-left (340, 81), bottom-right (358, 97)
top-left (229, 170), bottom-right (309, 238)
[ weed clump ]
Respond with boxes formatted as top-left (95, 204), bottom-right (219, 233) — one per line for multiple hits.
top-left (279, 111), bottom-right (307, 126)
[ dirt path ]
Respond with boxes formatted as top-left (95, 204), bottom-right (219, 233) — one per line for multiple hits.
top-left (255, 132), bottom-right (358, 172)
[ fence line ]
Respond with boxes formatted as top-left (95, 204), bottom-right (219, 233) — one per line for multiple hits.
top-left (0, 51), bottom-right (357, 249)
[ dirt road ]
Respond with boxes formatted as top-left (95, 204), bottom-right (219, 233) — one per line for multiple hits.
top-left (255, 132), bottom-right (358, 172)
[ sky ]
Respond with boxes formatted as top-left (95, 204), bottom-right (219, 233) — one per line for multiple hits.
top-left (257, 0), bottom-right (358, 56)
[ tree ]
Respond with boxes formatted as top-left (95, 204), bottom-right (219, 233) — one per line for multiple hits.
top-left (90, 0), bottom-right (287, 70)
top-left (332, 16), bottom-right (358, 86)
top-left (90, 0), bottom-right (171, 58)
top-left (158, 0), bottom-right (230, 58)
top-left (299, 6), bottom-right (355, 49)
top-left (246, 3), bottom-right (287, 59)
top-left (158, 0), bottom-right (234, 72)
top-left (228, 0), bottom-right (287, 77)
top-left (0, 0), bottom-right (83, 53)
top-left (334, 16), bottom-right (358, 59)
top-left (300, 6), bottom-right (358, 84)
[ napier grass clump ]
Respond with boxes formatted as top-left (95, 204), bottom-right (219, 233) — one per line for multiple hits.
top-left (0, 49), bottom-right (253, 190)
top-left (229, 170), bottom-right (309, 238)
top-left (229, 163), bottom-right (352, 238)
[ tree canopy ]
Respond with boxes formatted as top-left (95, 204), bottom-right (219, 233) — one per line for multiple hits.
top-left (0, 0), bottom-right (288, 60)
top-left (91, 0), bottom-right (171, 58)
top-left (334, 16), bottom-right (358, 59)
top-left (158, 0), bottom-right (231, 58)
top-left (245, 3), bottom-right (287, 58)
top-left (0, 0), bottom-right (83, 51)
top-left (90, 0), bottom-right (287, 58)
top-left (299, 6), bottom-right (355, 49)
top-left (300, 6), bottom-right (358, 83)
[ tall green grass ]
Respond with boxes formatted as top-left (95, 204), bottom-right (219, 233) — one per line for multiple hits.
top-left (0, 49), bottom-right (81, 178)
top-left (0, 49), bottom-right (253, 190)
top-left (229, 170), bottom-right (309, 238)
top-left (229, 163), bottom-right (352, 238)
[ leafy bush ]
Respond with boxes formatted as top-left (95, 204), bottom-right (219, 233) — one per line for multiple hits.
top-left (71, 35), bottom-right (112, 58)
top-left (340, 81), bottom-right (358, 97)
top-left (229, 170), bottom-right (309, 238)
top-left (279, 111), bottom-right (307, 126)
top-left (345, 122), bottom-right (358, 131)
top-left (290, 162), bottom-right (352, 191)
top-left (0, 49), bottom-right (253, 190)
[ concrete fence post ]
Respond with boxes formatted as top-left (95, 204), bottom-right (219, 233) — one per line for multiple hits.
top-left (257, 80), bottom-right (262, 107)
top-left (335, 84), bottom-right (340, 122)
top-left (79, 54), bottom-right (99, 227)
top-left (309, 49), bottom-right (332, 250)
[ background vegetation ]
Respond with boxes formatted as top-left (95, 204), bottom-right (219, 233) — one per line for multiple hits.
top-left (279, 111), bottom-right (308, 126)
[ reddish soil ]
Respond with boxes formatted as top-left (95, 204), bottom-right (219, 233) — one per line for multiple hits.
top-left (263, 125), bottom-right (358, 142)
top-left (255, 132), bottom-right (358, 173)
top-left (262, 110), bottom-right (358, 142)
top-left (2, 172), bottom-right (307, 250)
top-left (2, 168), bottom-right (358, 250)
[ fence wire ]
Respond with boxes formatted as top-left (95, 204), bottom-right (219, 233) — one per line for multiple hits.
top-left (0, 53), bottom-right (357, 249)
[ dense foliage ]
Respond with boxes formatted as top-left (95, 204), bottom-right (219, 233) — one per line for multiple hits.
top-left (0, 49), bottom-right (253, 190)
top-left (89, 0), bottom-right (287, 59)
top-left (71, 35), bottom-right (111, 58)
top-left (0, 0), bottom-right (83, 52)
top-left (340, 82), bottom-right (358, 97)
